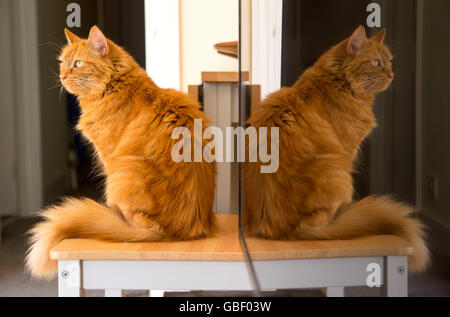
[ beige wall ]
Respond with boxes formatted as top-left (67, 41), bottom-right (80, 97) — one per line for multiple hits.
top-left (179, 0), bottom-right (251, 92)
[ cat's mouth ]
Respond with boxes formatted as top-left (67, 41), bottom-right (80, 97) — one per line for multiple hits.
top-left (59, 75), bottom-right (71, 90)
top-left (380, 77), bottom-right (394, 90)
top-left (59, 78), bottom-right (78, 95)
top-left (59, 78), bottom-right (68, 87)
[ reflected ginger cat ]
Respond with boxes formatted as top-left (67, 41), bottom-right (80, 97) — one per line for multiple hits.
top-left (243, 26), bottom-right (429, 271)
top-left (26, 26), bottom-right (216, 279)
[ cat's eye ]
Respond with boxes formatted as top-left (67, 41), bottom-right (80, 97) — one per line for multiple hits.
top-left (372, 59), bottom-right (381, 67)
top-left (74, 60), bottom-right (84, 68)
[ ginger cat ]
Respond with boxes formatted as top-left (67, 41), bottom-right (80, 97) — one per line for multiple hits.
top-left (26, 26), bottom-right (216, 279)
top-left (243, 26), bottom-right (429, 271)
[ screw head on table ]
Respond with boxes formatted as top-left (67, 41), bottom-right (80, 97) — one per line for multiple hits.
top-left (62, 271), bottom-right (70, 279)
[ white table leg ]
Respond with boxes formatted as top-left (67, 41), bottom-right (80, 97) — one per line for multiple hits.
top-left (382, 256), bottom-right (408, 297)
top-left (149, 290), bottom-right (165, 297)
top-left (323, 287), bottom-right (345, 297)
top-left (105, 289), bottom-right (125, 297)
top-left (58, 260), bottom-right (83, 297)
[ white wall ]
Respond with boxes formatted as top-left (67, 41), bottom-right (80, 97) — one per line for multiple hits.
top-left (179, 0), bottom-right (239, 92)
top-left (251, 0), bottom-right (283, 99)
top-left (145, 0), bottom-right (253, 92)
top-left (145, 0), bottom-right (180, 90)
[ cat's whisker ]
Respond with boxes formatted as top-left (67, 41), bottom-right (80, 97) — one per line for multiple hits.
top-left (48, 80), bottom-right (64, 90)
top-left (58, 85), bottom-right (67, 102)
top-left (354, 77), bottom-right (381, 89)
top-left (49, 83), bottom-right (63, 90)
top-left (48, 70), bottom-right (64, 89)
top-left (40, 41), bottom-right (64, 53)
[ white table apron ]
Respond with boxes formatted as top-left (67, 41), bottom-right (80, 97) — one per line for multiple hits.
top-left (57, 255), bottom-right (408, 297)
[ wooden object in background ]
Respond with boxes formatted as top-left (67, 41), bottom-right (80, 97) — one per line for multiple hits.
top-left (192, 72), bottom-right (259, 214)
top-left (202, 71), bottom-right (249, 83)
top-left (188, 85), bottom-right (201, 105)
top-left (247, 84), bottom-right (261, 114)
top-left (202, 78), bottom-right (239, 214)
top-left (213, 41), bottom-right (238, 59)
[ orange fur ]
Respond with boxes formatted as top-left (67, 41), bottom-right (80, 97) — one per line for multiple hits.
top-left (243, 26), bottom-right (429, 271)
top-left (26, 26), bottom-right (216, 279)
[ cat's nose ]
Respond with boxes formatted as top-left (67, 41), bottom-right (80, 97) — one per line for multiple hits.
top-left (60, 74), bottom-right (67, 81)
top-left (388, 73), bottom-right (394, 79)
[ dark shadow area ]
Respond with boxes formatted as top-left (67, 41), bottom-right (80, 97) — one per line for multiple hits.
top-left (35, 0), bottom-right (146, 207)
top-left (281, 0), bottom-right (416, 204)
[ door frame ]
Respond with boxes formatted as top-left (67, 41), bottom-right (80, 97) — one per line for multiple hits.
top-left (251, 0), bottom-right (283, 99)
top-left (11, 0), bottom-right (43, 217)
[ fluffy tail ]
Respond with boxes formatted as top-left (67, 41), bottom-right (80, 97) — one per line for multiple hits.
top-left (296, 196), bottom-right (430, 271)
top-left (26, 198), bottom-right (165, 279)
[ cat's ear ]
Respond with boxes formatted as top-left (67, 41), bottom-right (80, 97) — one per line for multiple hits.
top-left (64, 28), bottom-right (81, 45)
top-left (87, 26), bottom-right (109, 56)
top-left (371, 28), bottom-right (386, 44)
top-left (347, 25), bottom-right (368, 55)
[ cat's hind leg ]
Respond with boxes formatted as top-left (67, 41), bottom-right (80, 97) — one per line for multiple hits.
top-left (296, 160), bottom-right (354, 231)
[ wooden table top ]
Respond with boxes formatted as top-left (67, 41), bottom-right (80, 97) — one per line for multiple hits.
top-left (201, 71), bottom-right (249, 83)
top-left (50, 215), bottom-right (413, 261)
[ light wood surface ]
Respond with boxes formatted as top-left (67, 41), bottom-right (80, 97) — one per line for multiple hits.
top-left (50, 215), bottom-right (413, 262)
top-left (187, 85), bottom-right (200, 103)
top-left (201, 71), bottom-right (249, 83)
top-left (214, 41), bottom-right (238, 59)
top-left (248, 84), bottom-right (261, 115)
